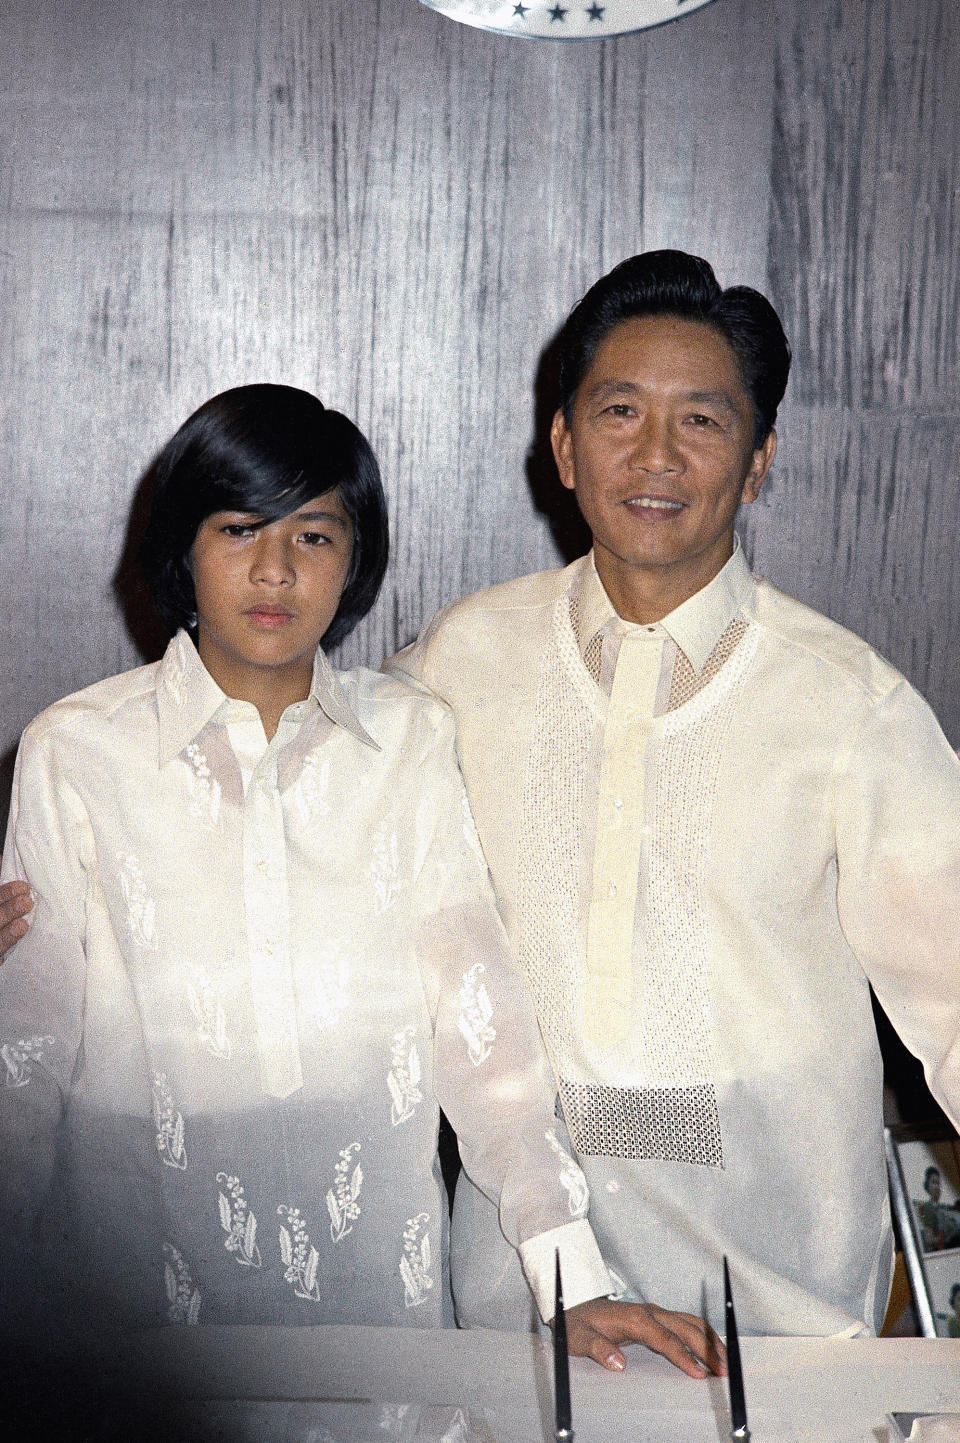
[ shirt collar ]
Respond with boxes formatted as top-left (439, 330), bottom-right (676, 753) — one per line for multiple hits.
top-left (157, 630), bottom-right (377, 765)
top-left (573, 539), bottom-right (754, 676)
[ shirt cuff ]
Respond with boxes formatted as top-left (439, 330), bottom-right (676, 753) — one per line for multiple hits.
top-left (518, 1218), bottom-right (614, 1323)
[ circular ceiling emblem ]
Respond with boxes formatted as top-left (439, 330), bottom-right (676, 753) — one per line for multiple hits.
top-left (419, 0), bottom-right (716, 40)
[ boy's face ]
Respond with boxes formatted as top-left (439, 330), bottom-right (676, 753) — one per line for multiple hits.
top-left (190, 491), bottom-right (353, 701)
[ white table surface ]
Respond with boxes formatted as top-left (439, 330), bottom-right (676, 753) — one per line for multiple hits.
top-left (114, 1324), bottom-right (960, 1443)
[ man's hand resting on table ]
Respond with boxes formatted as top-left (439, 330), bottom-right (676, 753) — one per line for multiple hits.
top-left (0, 862), bottom-right (33, 958)
top-left (565, 1297), bottom-right (726, 1377)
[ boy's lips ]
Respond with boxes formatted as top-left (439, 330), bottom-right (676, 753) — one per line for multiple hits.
top-left (245, 605), bottom-right (294, 628)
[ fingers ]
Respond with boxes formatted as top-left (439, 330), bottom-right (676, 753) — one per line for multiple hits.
top-left (0, 879), bottom-right (33, 960)
top-left (564, 1299), bottom-right (725, 1378)
top-left (570, 1323), bottom-right (626, 1372)
top-left (636, 1309), bottom-right (719, 1378)
top-left (648, 1306), bottom-right (727, 1376)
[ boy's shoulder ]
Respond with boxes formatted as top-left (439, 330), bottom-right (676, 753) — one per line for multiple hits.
top-left (20, 662), bottom-right (162, 749)
top-left (335, 664), bottom-right (456, 745)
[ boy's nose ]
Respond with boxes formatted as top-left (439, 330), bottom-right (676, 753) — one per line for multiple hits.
top-left (250, 533), bottom-right (295, 584)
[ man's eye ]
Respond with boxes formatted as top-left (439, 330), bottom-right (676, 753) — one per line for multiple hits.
top-left (301, 531), bottom-right (330, 546)
top-left (602, 404), bottom-right (635, 418)
top-left (688, 413), bottom-right (718, 427)
top-left (221, 523), bottom-right (255, 537)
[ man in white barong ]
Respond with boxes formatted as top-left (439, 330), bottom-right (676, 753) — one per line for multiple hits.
top-left (387, 250), bottom-right (960, 1345)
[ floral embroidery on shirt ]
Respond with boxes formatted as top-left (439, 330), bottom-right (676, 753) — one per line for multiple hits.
top-left (117, 853), bottom-right (158, 950)
top-left (326, 1143), bottom-right (363, 1242)
top-left (1, 1035), bottom-right (53, 1089)
top-left (186, 968), bottom-right (231, 1060)
top-left (216, 1173), bottom-right (262, 1267)
top-left (457, 962), bottom-right (496, 1066)
top-left (388, 1027), bottom-right (423, 1126)
top-left (312, 941), bottom-right (350, 1031)
top-left (439, 1409), bottom-right (471, 1443)
top-left (152, 1071), bottom-right (187, 1170)
top-left (545, 1128), bottom-right (589, 1217)
top-left (378, 1405), bottom-right (412, 1434)
top-left (184, 743), bottom-right (221, 830)
top-left (163, 1242), bottom-right (201, 1324)
top-left (277, 1205), bottom-right (321, 1302)
top-left (371, 825), bottom-right (401, 913)
top-left (400, 1212), bottom-right (432, 1308)
top-left (292, 752), bottom-right (332, 831)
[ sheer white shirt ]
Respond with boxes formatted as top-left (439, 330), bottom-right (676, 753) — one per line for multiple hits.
top-left (0, 631), bottom-right (610, 1338)
top-left (389, 545), bottom-right (960, 1336)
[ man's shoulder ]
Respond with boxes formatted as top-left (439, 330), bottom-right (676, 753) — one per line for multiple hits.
top-left (444, 561), bottom-right (577, 620)
top-left (750, 578), bottom-right (907, 703)
top-left (422, 560), bottom-right (580, 640)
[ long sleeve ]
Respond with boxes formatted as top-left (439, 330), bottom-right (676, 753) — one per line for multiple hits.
top-left (833, 679), bottom-right (960, 1128)
top-left (0, 724), bottom-right (92, 1330)
top-left (410, 710), bottom-right (611, 1320)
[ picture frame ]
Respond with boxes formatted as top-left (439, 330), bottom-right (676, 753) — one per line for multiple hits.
top-left (885, 1125), bottom-right (960, 1338)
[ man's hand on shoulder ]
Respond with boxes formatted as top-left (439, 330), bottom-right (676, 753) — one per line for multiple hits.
top-left (0, 863), bottom-right (33, 959)
top-left (565, 1297), bottom-right (726, 1378)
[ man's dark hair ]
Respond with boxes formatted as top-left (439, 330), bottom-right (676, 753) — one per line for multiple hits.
top-left (140, 383), bottom-right (389, 648)
top-left (557, 250), bottom-right (791, 448)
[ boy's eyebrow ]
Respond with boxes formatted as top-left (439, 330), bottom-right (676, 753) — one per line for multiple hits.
top-left (293, 509), bottom-right (351, 529)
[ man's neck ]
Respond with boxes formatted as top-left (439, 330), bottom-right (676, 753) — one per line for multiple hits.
top-left (593, 539), bottom-right (734, 626)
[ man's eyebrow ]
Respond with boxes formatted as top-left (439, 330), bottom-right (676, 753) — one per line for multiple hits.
top-left (583, 379), bottom-right (640, 400)
top-left (683, 389), bottom-right (738, 413)
top-left (582, 380), bottom-right (740, 412)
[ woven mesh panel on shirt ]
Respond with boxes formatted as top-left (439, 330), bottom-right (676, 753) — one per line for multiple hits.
top-left (516, 596), bottom-right (758, 1165)
top-left (667, 618), bottom-right (749, 710)
top-left (557, 1081), bottom-right (723, 1163)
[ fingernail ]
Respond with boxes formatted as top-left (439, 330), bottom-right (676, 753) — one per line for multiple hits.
top-left (606, 1354), bottom-right (625, 1371)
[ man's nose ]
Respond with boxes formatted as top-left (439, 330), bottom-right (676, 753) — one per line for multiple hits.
top-left (631, 413), bottom-right (680, 473)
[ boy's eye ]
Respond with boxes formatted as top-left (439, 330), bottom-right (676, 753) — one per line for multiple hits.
top-left (300, 531), bottom-right (330, 547)
top-left (221, 523), bottom-right (256, 537)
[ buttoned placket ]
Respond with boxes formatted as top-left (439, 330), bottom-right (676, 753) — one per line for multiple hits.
top-left (225, 708), bottom-right (303, 1100)
top-left (584, 624), bottom-right (664, 1046)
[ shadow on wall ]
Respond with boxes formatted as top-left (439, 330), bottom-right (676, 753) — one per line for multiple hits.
top-left (525, 326), bottom-right (591, 566)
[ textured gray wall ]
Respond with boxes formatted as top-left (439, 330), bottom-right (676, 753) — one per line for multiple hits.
top-left (2, 0), bottom-right (959, 832)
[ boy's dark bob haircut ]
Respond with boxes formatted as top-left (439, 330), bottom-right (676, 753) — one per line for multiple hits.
top-left (557, 249), bottom-right (791, 449)
top-left (140, 383), bottom-right (389, 649)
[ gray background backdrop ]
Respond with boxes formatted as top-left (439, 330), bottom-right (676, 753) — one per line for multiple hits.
top-left (1, 0), bottom-right (958, 833)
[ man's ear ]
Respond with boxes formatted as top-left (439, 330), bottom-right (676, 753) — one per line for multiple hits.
top-left (741, 429), bottom-right (777, 505)
top-left (551, 409), bottom-right (576, 492)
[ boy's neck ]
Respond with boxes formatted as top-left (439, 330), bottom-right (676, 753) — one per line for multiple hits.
top-left (197, 644), bottom-right (314, 742)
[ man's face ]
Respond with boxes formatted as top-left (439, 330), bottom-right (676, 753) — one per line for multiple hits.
top-left (552, 314), bottom-right (776, 616)
top-left (928, 1170), bottom-right (942, 1202)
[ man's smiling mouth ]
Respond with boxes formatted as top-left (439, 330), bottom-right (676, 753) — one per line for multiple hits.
top-left (626, 496), bottom-right (685, 511)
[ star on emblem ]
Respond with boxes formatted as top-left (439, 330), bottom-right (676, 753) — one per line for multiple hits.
top-left (548, 3), bottom-right (569, 19)
top-left (512, 2), bottom-right (530, 14)
top-left (585, 2), bottom-right (605, 17)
